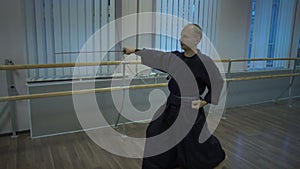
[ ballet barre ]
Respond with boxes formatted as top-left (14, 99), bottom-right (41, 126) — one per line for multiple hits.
top-left (0, 83), bottom-right (168, 102)
top-left (0, 61), bottom-right (141, 70)
top-left (1, 58), bottom-right (298, 70)
top-left (0, 73), bottom-right (299, 102)
top-left (0, 57), bottom-right (299, 137)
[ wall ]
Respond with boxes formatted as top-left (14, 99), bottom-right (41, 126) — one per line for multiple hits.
top-left (226, 70), bottom-right (300, 107)
top-left (217, 0), bottom-right (253, 72)
top-left (27, 72), bottom-right (300, 138)
top-left (121, 0), bottom-right (154, 49)
top-left (0, 0), bottom-right (29, 134)
top-left (28, 77), bottom-right (169, 138)
top-left (0, 58), bottom-right (10, 133)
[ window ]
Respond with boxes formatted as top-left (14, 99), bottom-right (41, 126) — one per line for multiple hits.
top-left (248, 0), bottom-right (297, 70)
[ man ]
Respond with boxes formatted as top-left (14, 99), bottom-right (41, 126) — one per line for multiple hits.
top-left (124, 24), bottom-right (226, 169)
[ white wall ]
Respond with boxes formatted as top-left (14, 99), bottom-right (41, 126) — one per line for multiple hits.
top-left (0, 0), bottom-right (29, 134)
top-left (121, 0), bottom-right (153, 49)
top-left (217, 0), bottom-right (253, 72)
top-left (0, 58), bottom-right (10, 133)
top-left (121, 0), bottom-right (139, 48)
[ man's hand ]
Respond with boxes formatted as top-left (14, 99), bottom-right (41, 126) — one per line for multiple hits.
top-left (192, 100), bottom-right (208, 109)
top-left (123, 47), bottom-right (136, 55)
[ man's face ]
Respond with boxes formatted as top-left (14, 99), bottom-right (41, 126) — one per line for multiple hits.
top-left (180, 26), bottom-right (199, 51)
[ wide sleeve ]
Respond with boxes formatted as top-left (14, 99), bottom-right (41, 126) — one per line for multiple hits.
top-left (135, 49), bottom-right (179, 73)
top-left (201, 56), bottom-right (224, 105)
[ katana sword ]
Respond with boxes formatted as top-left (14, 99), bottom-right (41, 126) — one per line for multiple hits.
top-left (55, 50), bottom-right (125, 55)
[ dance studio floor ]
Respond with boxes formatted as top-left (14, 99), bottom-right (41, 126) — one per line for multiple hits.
top-left (1, 98), bottom-right (300, 169)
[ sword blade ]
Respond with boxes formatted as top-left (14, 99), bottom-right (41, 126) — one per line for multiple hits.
top-left (55, 50), bottom-right (125, 55)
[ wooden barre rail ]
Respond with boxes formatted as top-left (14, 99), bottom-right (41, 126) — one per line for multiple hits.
top-left (1, 58), bottom-right (299, 70)
top-left (0, 61), bottom-right (141, 70)
top-left (226, 73), bottom-right (300, 82)
top-left (0, 83), bottom-right (168, 102)
top-left (0, 73), bottom-right (299, 102)
top-left (218, 57), bottom-right (299, 63)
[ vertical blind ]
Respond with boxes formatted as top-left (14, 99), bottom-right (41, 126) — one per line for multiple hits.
top-left (154, 0), bottom-right (220, 57)
top-left (24, 0), bottom-right (115, 80)
top-left (25, 0), bottom-right (220, 80)
top-left (248, 0), bottom-right (297, 70)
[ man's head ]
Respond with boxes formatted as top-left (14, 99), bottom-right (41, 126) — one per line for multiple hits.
top-left (180, 24), bottom-right (203, 51)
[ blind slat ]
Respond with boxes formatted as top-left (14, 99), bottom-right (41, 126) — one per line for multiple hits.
top-left (61, 0), bottom-right (71, 75)
top-left (69, 0), bottom-right (78, 64)
top-left (53, 0), bottom-right (64, 76)
top-left (35, 0), bottom-right (46, 76)
top-left (45, 0), bottom-right (55, 77)
top-left (24, 0), bottom-right (38, 78)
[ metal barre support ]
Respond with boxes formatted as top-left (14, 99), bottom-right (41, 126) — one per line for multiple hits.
top-left (288, 59), bottom-right (298, 107)
top-left (5, 60), bottom-right (17, 138)
top-left (114, 62), bottom-right (127, 136)
top-left (223, 58), bottom-right (232, 119)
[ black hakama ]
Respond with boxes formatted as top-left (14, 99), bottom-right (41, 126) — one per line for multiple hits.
top-left (135, 49), bottom-right (226, 169)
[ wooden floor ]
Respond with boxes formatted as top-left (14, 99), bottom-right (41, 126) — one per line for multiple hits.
top-left (1, 98), bottom-right (300, 169)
